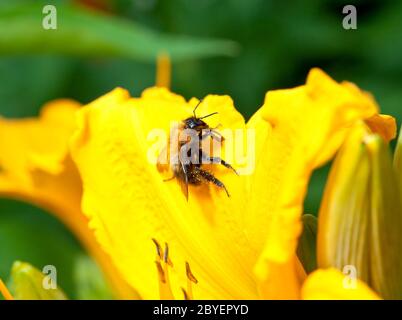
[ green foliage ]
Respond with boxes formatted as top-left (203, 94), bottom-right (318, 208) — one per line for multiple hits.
top-left (0, 2), bottom-right (238, 62)
top-left (73, 255), bottom-right (114, 300)
top-left (297, 214), bottom-right (318, 274)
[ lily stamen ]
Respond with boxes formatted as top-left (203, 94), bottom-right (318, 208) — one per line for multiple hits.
top-left (182, 287), bottom-right (190, 300)
top-left (185, 261), bottom-right (198, 300)
top-left (164, 243), bottom-right (173, 267)
top-left (152, 238), bottom-right (163, 260)
top-left (185, 262), bottom-right (198, 284)
top-left (155, 261), bottom-right (166, 284)
top-left (153, 239), bottom-right (174, 299)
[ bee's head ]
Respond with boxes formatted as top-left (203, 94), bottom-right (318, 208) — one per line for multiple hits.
top-left (184, 99), bottom-right (218, 130)
top-left (184, 117), bottom-right (207, 130)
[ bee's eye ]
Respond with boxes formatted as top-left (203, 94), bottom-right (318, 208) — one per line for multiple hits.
top-left (190, 119), bottom-right (199, 128)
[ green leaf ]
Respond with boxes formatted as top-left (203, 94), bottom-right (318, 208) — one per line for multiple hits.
top-left (73, 255), bottom-right (114, 300)
top-left (10, 261), bottom-right (67, 300)
top-left (0, 3), bottom-right (239, 62)
top-left (297, 214), bottom-right (318, 274)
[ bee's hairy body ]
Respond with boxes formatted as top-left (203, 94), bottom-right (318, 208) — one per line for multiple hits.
top-left (158, 100), bottom-right (237, 200)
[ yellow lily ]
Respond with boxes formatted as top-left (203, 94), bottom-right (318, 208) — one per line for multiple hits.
top-left (0, 53), bottom-right (174, 299)
top-left (317, 120), bottom-right (402, 299)
top-left (68, 68), bottom-right (393, 299)
top-left (0, 99), bottom-right (135, 299)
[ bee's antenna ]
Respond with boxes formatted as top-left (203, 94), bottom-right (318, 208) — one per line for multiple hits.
top-left (200, 112), bottom-right (219, 120)
top-left (193, 99), bottom-right (203, 118)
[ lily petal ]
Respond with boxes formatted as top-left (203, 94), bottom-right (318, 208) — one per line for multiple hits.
top-left (318, 122), bottom-right (402, 299)
top-left (365, 114), bottom-right (397, 142)
top-left (250, 68), bottom-right (379, 297)
top-left (70, 87), bottom-right (258, 299)
top-left (302, 268), bottom-right (381, 300)
top-left (0, 100), bottom-right (134, 299)
top-left (317, 124), bottom-right (371, 274)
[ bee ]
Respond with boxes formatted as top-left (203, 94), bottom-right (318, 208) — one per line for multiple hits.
top-left (157, 100), bottom-right (238, 200)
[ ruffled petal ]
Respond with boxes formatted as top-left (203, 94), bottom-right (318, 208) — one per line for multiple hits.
top-left (0, 100), bottom-right (134, 299)
top-left (365, 114), bottom-right (397, 142)
top-left (70, 87), bottom-right (258, 299)
top-left (249, 69), bottom-right (379, 298)
top-left (302, 268), bottom-right (381, 300)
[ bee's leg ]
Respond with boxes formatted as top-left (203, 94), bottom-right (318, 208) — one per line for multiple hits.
top-left (201, 129), bottom-right (224, 142)
top-left (197, 168), bottom-right (230, 197)
top-left (201, 152), bottom-right (238, 175)
top-left (212, 129), bottom-right (225, 142)
top-left (209, 124), bottom-right (224, 140)
top-left (163, 176), bottom-right (175, 182)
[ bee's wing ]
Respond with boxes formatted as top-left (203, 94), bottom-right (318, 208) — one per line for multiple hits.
top-left (176, 143), bottom-right (190, 200)
top-left (157, 123), bottom-right (181, 173)
top-left (156, 144), bottom-right (169, 172)
top-left (157, 122), bottom-right (189, 200)
top-left (177, 161), bottom-right (189, 201)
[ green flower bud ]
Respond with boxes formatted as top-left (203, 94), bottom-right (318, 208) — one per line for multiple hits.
top-left (10, 261), bottom-right (67, 300)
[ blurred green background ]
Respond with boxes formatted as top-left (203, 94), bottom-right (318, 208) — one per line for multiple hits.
top-left (1, 0), bottom-right (401, 299)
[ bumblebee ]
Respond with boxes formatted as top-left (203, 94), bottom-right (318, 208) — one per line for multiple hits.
top-left (157, 100), bottom-right (237, 200)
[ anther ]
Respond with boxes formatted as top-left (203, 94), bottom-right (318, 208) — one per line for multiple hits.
top-left (185, 261), bottom-right (198, 284)
top-left (181, 288), bottom-right (189, 300)
top-left (164, 242), bottom-right (174, 267)
top-left (153, 239), bottom-right (174, 299)
top-left (164, 242), bottom-right (169, 263)
top-left (152, 238), bottom-right (163, 260)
